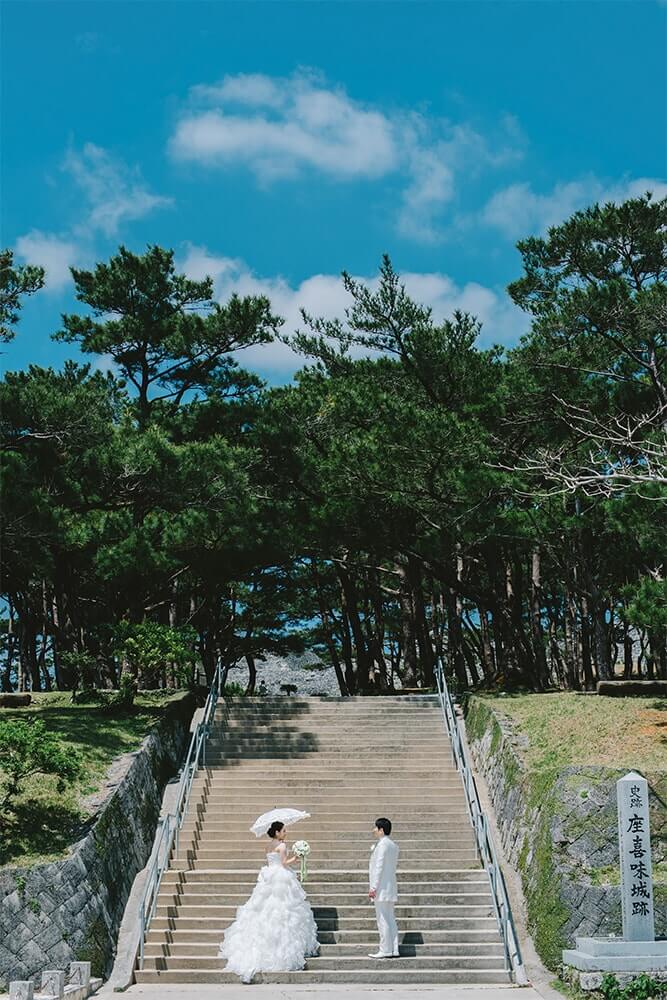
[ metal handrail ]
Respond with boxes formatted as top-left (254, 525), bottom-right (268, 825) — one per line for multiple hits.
top-left (435, 660), bottom-right (528, 985)
top-left (138, 662), bottom-right (223, 969)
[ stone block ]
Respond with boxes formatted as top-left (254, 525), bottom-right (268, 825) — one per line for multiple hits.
top-left (68, 963), bottom-right (90, 988)
top-left (41, 971), bottom-right (65, 998)
top-left (577, 937), bottom-right (667, 957)
top-left (579, 972), bottom-right (603, 991)
top-left (9, 983), bottom-right (34, 1000)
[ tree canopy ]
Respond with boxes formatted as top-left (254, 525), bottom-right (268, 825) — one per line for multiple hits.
top-left (2, 194), bottom-right (666, 696)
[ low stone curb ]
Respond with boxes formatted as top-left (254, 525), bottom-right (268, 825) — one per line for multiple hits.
top-left (10, 961), bottom-right (102, 999)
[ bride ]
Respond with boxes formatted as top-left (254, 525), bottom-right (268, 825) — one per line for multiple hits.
top-left (219, 820), bottom-right (319, 983)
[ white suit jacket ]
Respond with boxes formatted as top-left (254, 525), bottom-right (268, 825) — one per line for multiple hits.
top-left (369, 836), bottom-right (399, 902)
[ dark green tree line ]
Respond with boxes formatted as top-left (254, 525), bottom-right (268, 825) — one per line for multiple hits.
top-left (1, 196), bottom-right (665, 694)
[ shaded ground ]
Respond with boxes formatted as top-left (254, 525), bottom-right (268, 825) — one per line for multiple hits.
top-left (0, 690), bottom-right (180, 868)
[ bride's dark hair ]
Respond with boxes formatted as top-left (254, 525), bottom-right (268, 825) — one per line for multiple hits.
top-left (267, 821), bottom-right (285, 838)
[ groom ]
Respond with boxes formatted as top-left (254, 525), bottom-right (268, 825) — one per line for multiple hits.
top-left (368, 817), bottom-right (400, 958)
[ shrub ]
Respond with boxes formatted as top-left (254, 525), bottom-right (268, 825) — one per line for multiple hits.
top-left (222, 682), bottom-right (246, 698)
top-left (112, 621), bottom-right (197, 688)
top-left (599, 973), bottom-right (667, 1000)
top-left (0, 718), bottom-right (82, 816)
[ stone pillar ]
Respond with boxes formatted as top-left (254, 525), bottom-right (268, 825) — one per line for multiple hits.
top-left (69, 962), bottom-right (91, 987)
top-left (41, 971), bottom-right (65, 999)
top-left (617, 770), bottom-right (655, 942)
top-left (9, 984), bottom-right (34, 1000)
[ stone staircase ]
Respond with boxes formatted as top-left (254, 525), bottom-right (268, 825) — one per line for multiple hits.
top-left (135, 696), bottom-right (511, 985)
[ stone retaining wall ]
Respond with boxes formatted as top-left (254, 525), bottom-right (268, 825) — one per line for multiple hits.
top-left (465, 697), bottom-right (667, 971)
top-left (0, 693), bottom-right (195, 989)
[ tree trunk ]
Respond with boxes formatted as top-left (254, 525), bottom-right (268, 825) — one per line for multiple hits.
top-left (446, 549), bottom-right (468, 690)
top-left (623, 616), bottom-right (634, 678)
top-left (310, 559), bottom-right (349, 696)
top-left (412, 557), bottom-right (435, 688)
top-left (336, 559), bottom-right (372, 692)
top-left (479, 607), bottom-right (496, 682)
top-left (579, 594), bottom-right (595, 690)
top-left (396, 557), bottom-right (418, 688)
top-left (244, 653), bottom-right (256, 695)
top-left (530, 548), bottom-right (550, 690)
top-left (564, 588), bottom-right (580, 691)
top-left (2, 600), bottom-right (16, 692)
top-left (18, 613), bottom-right (41, 692)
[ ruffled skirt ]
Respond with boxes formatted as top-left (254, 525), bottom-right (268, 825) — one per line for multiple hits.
top-left (218, 864), bottom-right (319, 983)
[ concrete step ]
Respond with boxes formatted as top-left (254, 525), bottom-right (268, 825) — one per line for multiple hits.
top-left (158, 886), bottom-right (492, 909)
top-left (134, 969), bottom-right (510, 985)
top-left (183, 807), bottom-right (469, 819)
top-left (154, 904), bottom-right (495, 920)
top-left (206, 737), bottom-right (448, 746)
top-left (173, 851), bottom-right (478, 865)
top-left (174, 840), bottom-right (476, 857)
top-left (218, 700), bottom-right (440, 709)
top-left (146, 928), bottom-right (502, 946)
top-left (218, 707), bottom-right (442, 715)
top-left (189, 783), bottom-right (462, 794)
top-left (195, 764), bottom-right (458, 774)
top-left (178, 826), bottom-right (473, 839)
top-left (186, 811), bottom-right (470, 823)
top-left (170, 857), bottom-right (479, 870)
top-left (160, 870), bottom-right (489, 885)
top-left (206, 742), bottom-right (448, 764)
top-left (208, 731), bottom-right (445, 739)
top-left (140, 955), bottom-right (505, 972)
top-left (150, 914), bottom-right (499, 932)
top-left (144, 940), bottom-right (505, 957)
top-left (192, 802), bottom-right (467, 812)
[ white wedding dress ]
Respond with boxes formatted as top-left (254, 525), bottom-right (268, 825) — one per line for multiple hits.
top-left (218, 847), bottom-right (319, 983)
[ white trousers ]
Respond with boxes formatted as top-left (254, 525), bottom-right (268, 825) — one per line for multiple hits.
top-left (374, 900), bottom-right (399, 955)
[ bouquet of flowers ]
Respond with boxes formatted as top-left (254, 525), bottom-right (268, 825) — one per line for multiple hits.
top-left (292, 840), bottom-right (311, 883)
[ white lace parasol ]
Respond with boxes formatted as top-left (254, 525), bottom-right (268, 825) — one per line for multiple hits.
top-left (250, 807), bottom-right (310, 838)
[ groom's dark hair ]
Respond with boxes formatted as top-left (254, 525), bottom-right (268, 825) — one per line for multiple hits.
top-left (375, 817), bottom-right (392, 835)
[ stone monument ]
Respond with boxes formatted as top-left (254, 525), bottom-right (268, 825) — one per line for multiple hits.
top-left (563, 771), bottom-right (667, 982)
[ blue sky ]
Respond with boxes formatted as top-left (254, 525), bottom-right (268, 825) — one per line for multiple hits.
top-left (3, 0), bottom-right (666, 383)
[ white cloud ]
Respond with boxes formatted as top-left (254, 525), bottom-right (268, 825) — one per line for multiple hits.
top-left (179, 244), bottom-right (525, 376)
top-left (14, 230), bottom-right (83, 291)
top-left (398, 147), bottom-right (455, 243)
top-left (64, 143), bottom-right (172, 237)
top-left (170, 71), bottom-right (523, 242)
top-left (483, 176), bottom-right (667, 239)
top-left (14, 145), bottom-right (171, 294)
top-left (171, 80), bottom-right (397, 182)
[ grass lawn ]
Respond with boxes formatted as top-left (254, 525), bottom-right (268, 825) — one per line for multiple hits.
top-left (0, 690), bottom-right (183, 869)
top-left (476, 691), bottom-right (667, 773)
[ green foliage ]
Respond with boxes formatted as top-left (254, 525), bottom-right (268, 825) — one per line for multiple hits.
top-left (0, 717), bottom-right (82, 814)
top-left (104, 672), bottom-right (139, 710)
top-left (623, 577), bottom-right (667, 631)
top-left (2, 195), bottom-right (666, 702)
top-left (222, 681), bottom-right (246, 698)
top-left (56, 244), bottom-right (278, 427)
top-left (0, 691), bottom-right (182, 866)
top-left (599, 974), bottom-right (667, 1000)
top-left (111, 621), bottom-right (197, 688)
top-left (0, 248), bottom-right (45, 342)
